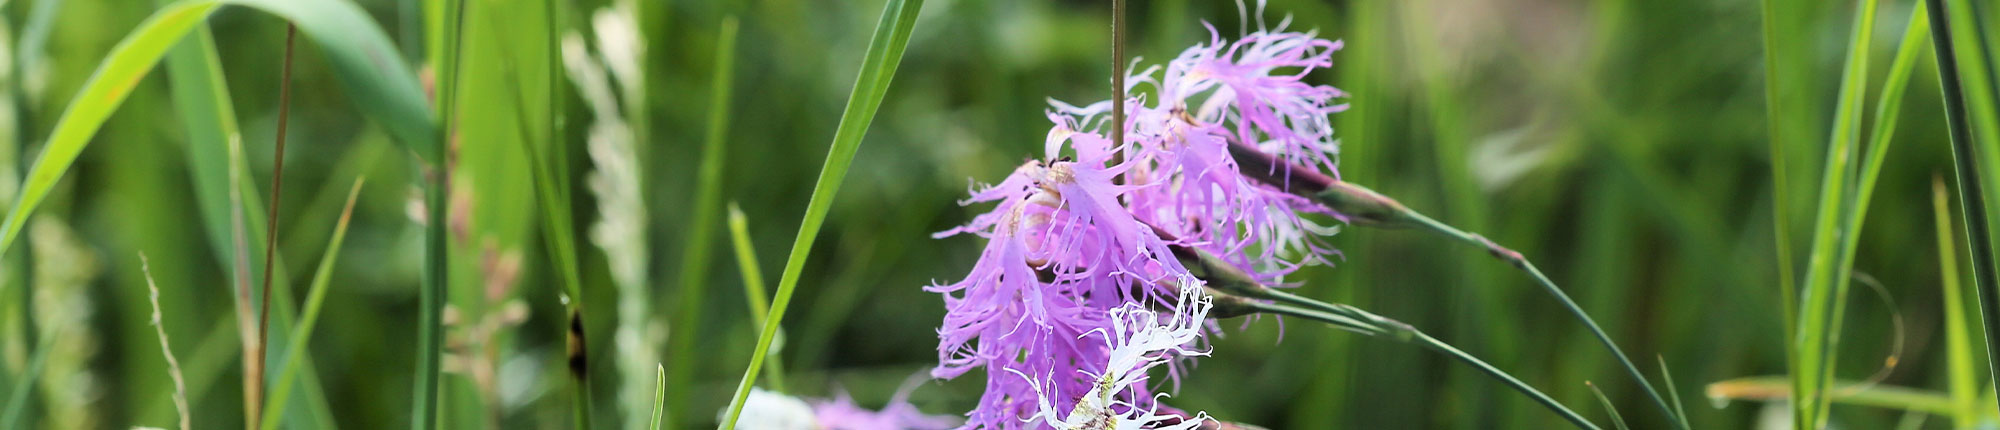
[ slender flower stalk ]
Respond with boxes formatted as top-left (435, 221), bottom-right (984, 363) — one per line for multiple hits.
top-left (936, 13), bottom-right (1625, 429)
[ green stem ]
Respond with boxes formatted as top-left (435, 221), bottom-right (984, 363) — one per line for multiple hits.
top-left (414, 0), bottom-right (466, 427)
top-left (1250, 299), bottom-right (1599, 430)
top-left (1402, 210), bottom-right (1681, 429)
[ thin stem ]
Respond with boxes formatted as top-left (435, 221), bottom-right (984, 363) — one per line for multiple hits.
top-left (1255, 299), bottom-right (1599, 430)
top-left (250, 24), bottom-right (297, 430)
top-left (1923, 0), bottom-right (2000, 416)
top-left (1403, 209), bottom-right (1681, 430)
top-left (1110, 0), bottom-right (1126, 173)
top-left (415, 0), bottom-right (467, 427)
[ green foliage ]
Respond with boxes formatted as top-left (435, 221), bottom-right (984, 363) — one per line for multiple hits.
top-left (718, 0), bottom-right (925, 427)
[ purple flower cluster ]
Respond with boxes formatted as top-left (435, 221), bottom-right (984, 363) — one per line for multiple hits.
top-left (930, 21), bottom-right (1347, 430)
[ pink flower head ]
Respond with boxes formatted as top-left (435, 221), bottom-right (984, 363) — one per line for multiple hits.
top-left (933, 17), bottom-right (1348, 430)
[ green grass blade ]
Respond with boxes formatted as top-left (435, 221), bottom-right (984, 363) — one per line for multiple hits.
top-left (1657, 356), bottom-right (1689, 424)
top-left (259, 178), bottom-right (364, 430)
top-left (666, 15), bottom-right (739, 427)
top-left (717, 0), bottom-right (925, 427)
top-left (1759, 0), bottom-right (1808, 363)
top-left (727, 202), bottom-right (784, 393)
top-left (1927, 0), bottom-right (2000, 417)
top-left (650, 364), bottom-right (666, 430)
top-left (0, 0), bottom-right (222, 259)
top-left (0, 0), bottom-right (434, 259)
top-left (1793, 0), bottom-right (1879, 426)
top-left (1934, 177), bottom-right (1979, 427)
top-left (414, 0), bottom-right (466, 427)
top-left (1709, 376), bottom-right (1957, 415)
top-left (0, 335), bottom-right (50, 427)
top-left (1587, 382), bottom-right (1630, 430)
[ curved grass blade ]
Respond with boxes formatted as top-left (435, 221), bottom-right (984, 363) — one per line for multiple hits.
top-left (1657, 356), bottom-right (1689, 424)
top-left (667, 15), bottom-right (738, 426)
top-left (1587, 382), bottom-right (1629, 430)
top-left (718, 0), bottom-right (926, 427)
top-left (259, 178), bottom-right (364, 430)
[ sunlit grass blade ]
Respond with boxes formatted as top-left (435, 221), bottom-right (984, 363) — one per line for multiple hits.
top-left (1933, 176), bottom-right (1980, 427)
top-left (718, 0), bottom-right (926, 427)
top-left (1587, 382), bottom-right (1629, 430)
top-left (667, 15), bottom-right (738, 427)
top-left (259, 178), bottom-right (364, 430)
top-left (727, 202), bottom-right (784, 392)
top-left (650, 363), bottom-right (666, 430)
top-left (1708, 376), bottom-right (1956, 415)
top-left (1793, 0), bottom-right (1881, 426)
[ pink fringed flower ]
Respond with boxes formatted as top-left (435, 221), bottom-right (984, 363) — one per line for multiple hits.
top-left (932, 19), bottom-right (1348, 430)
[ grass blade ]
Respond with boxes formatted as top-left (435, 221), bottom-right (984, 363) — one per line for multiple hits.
top-left (259, 178), bottom-right (364, 430)
top-left (1657, 356), bottom-right (1689, 425)
top-left (1587, 382), bottom-right (1629, 430)
top-left (1708, 376), bottom-right (1956, 415)
top-left (717, 0), bottom-right (926, 427)
top-left (1927, 0), bottom-right (2000, 418)
top-left (1934, 176), bottom-right (1980, 427)
top-left (414, 0), bottom-right (466, 427)
top-left (650, 364), bottom-right (666, 430)
top-left (1793, 0), bottom-right (1880, 425)
top-left (726, 202), bottom-right (783, 392)
top-left (0, 335), bottom-right (50, 427)
top-left (666, 15), bottom-right (738, 426)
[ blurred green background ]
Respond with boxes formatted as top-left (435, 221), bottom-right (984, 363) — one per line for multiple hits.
top-left (0, 0), bottom-right (1978, 428)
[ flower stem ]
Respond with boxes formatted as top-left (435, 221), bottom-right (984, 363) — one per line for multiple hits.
top-left (1223, 135), bottom-right (1682, 429)
top-left (1400, 209), bottom-right (1682, 429)
top-left (1238, 297), bottom-right (1599, 430)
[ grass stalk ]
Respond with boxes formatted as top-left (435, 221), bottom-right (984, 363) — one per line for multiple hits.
top-left (140, 254), bottom-right (191, 430)
top-left (1793, 0), bottom-right (1880, 425)
top-left (1707, 376), bottom-right (1958, 414)
top-left (1401, 210), bottom-right (1681, 429)
top-left (665, 15), bottom-right (738, 427)
top-left (1587, 382), bottom-right (1629, 430)
top-left (414, 0), bottom-right (468, 427)
top-left (717, 0), bottom-right (925, 427)
top-left (248, 24), bottom-right (298, 430)
top-left (1109, 0), bottom-right (1125, 171)
top-left (726, 203), bottom-right (784, 392)
top-left (1240, 299), bottom-right (1599, 430)
top-left (1933, 177), bottom-right (1980, 427)
top-left (1758, 0), bottom-right (1801, 370)
top-left (258, 178), bottom-right (362, 430)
